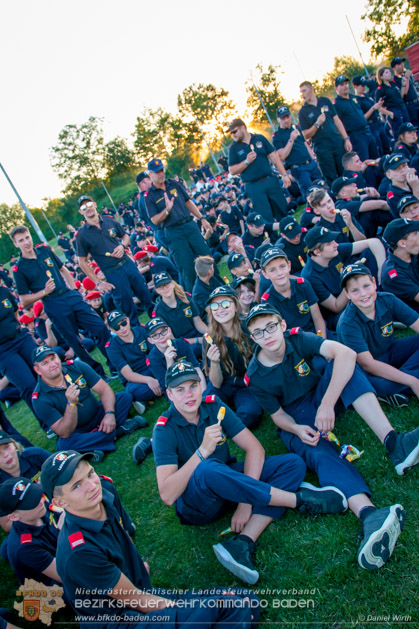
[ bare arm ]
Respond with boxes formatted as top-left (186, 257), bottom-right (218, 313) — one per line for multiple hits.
top-left (119, 365), bottom-right (161, 396)
top-left (309, 303), bottom-right (327, 338)
top-left (60, 266), bottom-right (76, 290)
top-left (192, 315), bottom-right (208, 335)
top-left (42, 558), bottom-right (62, 583)
top-left (109, 572), bottom-right (173, 612)
top-left (268, 151), bottom-right (289, 180)
top-left (320, 290), bottom-right (349, 314)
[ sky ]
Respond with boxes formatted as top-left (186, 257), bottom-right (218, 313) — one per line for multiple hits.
top-left (1, 0), bottom-right (381, 208)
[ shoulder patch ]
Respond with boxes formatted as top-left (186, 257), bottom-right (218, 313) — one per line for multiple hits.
top-left (205, 394), bottom-right (216, 403)
top-left (244, 373), bottom-right (250, 386)
top-left (146, 358), bottom-right (150, 367)
top-left (261, 292), bottom-right (270, 301)
top-left (388, 269), bottom-right (398, 279)
top-left (397, 145), bottom-right (403, 149)
top-left (12, 265), bottom-right (18, 272)
top-left (186, 292), bottom-right (191, 297)
top-left (151, 311), bottom-right (156, 317)
top-left (99, 474), bottom-right (113, 483)
top-left (302, 227), bottom-right (308, 233)
top-left (290, 327), bottom-right (301, 335)
top-left (387, 191), bottom-right (395, 199)
top-left (156, 415), bottom-right (169, 426)
top-left (296, 277), bottom-right (305, 283)
top-left (32, 391), bottom-right (39, 400)
top-left (105, 341), bottom-right (110, 348)
top-left (248, 245), bottom-right (254, 249)
top-left (69, 532), bottom-right (85, 549)
top-left (66, 360), bottom-right (74, 365)
top-left (305, 207), bottom-right (311, 212)
top-left (20, 534), bottom-right (32, 545)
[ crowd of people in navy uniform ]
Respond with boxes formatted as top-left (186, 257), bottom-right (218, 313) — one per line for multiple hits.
top-left (0, 58), bottom-right (418, 629)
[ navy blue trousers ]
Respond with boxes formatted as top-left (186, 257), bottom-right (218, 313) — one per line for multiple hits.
top-left (365, 336), bottom-right (419, 396)
top-left (0, 329), bottom-right (37, 412)
top-left (106, 259), bottom-right (154, 324)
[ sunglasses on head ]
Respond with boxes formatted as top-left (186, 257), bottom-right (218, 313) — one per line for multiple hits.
top-left (209, 299), bottom-right (233, 311)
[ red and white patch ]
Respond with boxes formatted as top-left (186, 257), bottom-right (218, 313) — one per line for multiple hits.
top-left (146, 358), bottom-right (151, 366)
top-left (290, 327), bottom-right (301, 335)
top-left (388, 269), bottom-right (398, 279)
top-left (205, 394), bottom-right (216, 403)
top-left (387, 191), bottom-right (395, 200)
top-left (244, 373), bottom-right (250, 386)
top-left (302, 227), bottom-right (308, 233)
top-left (12, 266), bottom-right (18, 273)
top-left (66, 360), bottom-right (74, 365)
top-left (99, 474), bottom-right (113, 483)
top-left (261, 292), bottom-right (270, 301)
top-left (20, 534), bottom-right (32, 544)
top-left (69, 532), bottom-right (85, 549)
top-left (156, 416), bottom-right (168, 427)
top-left (105, 341), bottom-right (110, 348)
top-left (32, 392), bottom-right (39, 400)
top-left (296, 277), bottom-right (305, 284)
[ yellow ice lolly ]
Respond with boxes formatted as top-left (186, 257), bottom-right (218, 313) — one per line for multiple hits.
top-left (217, 406), bottom-right (226, 425)
top-left (298, 255), bottom-right (305, 267)
top-left (359, 257), bottom-right (366, 264)
top-left (223, 276), bottom-right (229, 284)
top-left (105, 252), bottom-right (112, 256)
top-left (167, 339), bottom-right (172, 347)
top-left (204, 333), bottom-right (213, 345)
top-left (264, 232), bottom-right (269, 239)
top-left (64, 374), bottom-right (73, 385)
top-left (332, 209), bottom-right (341, 214)
top-left (46, 271), bottom-right (52, 278)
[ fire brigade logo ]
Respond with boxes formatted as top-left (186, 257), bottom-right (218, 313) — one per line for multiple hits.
top-left (108, 228), bottom-right (117, 237)
top-left (294, 359), bottom-right (310, 376)
top-left (297, 301), bottom-right (309, 314)
top-left (381, 322), bottom-right (394, 337)
top-left (14, 579), bottom-right (65, 625)
top-left (2, 299), bottom-right (12, 308)
top-left (183, 306), bottom-right (192, 317)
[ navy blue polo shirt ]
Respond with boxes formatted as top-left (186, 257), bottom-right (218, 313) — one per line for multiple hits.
top-left (32, 361), bottom-right (101, 430)
top-left (301, 243), bottom-right (354, 302)
top-left (261, 278), bottom-right (318, 332)
top-left (75, 216), bottom-right (128, 272)
top-left (105, 326), bottom-right (150, 385)
top-left (298, 97), bottom-right (342, 149)
top-left (356, 94), bottom-right (381, 123)
top-left (243, 223), bottom-right (276, 250)
top-left (57, 237), bottom-right (72, 251)
top-left (13, 245), bottom-right (67, 296)
top-left (203, 337), bottom-right (250, 384)
top-left (149, 255), bottom-right (179, 283)
top-left (318, 213), bottom-right (364, 243)
top-left (335, 196), bottom-right (363, 219)
top-left (147, 338), bottom-right (199, 394)
top-left (192, 276), bottom-right (224, 319)
top-left (245, 329), bottom-right (325, 411)
top-left (228, 134), bottom-right (275, 183)
top-left (272, 127), bottom-right (311, 168)
top-left (381, 253), bottom-right (419, 306)
top-left (393, 142), bottom-right (417, 162)
top-left (153, 297), bottom-right (199, 339)
top-left (152, 395), bottom-right (245, 468)
top-left (145, 178), bottom-right (191, 228)
top-left (333, 94), bottom-right (368, 133)
top-left (0, 269), bottom-right (14, 288)
top-left (35, 318), bottom-right (68, 348)
top-left (220, 206), bottom-right (244, 232)
top-left (387, 184), bottom-right (411, 219)
top-left (375, 83), bottom-right (404, 108)
top-left (0, 286), bottom-right (20, 343)
top-left (300, 208), bottom-right (320, 229)
top-left (57, 480), bottom-right (153, 629)
top-left (275, 232), bottom-right (308, 274)
top-left (393, 75), bottom-right (417, 103)
top-left (0, 447), bottom-right (50, 484)
top-left (337, 292), bottom-right (418, 358)
top-left (7, 513), bottom-right (60, 585)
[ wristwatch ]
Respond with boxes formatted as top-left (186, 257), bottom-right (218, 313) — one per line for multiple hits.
top-left (314, 123), bottom-right (320, 129)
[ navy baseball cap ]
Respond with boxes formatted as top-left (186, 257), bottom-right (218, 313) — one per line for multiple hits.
top-left (246, 302), bottom-right (282, 327)
top-left (385, 154), bottom-right (409, 171)
top-left (260, 247), bottom-right (288, 268)
top-left (398, 195), bottom-right (419, 215)
top-left (145, 317), bottom-right (169, 336)
top-left (335, 75), bottom-right (349, 86)
top-left (383, 218), bottom-right (419, 247)
top-left (398, 122), bottom-right (416, 135)
top-left (147, 159), bottom-right (164, 172)
top-left (32, 345), bottom-right (56, 364)
top-left (107, 311), bottom-right (128, 330)
top-left (232, 276), bottom-right (256, 290)
top-left (277, 105), bottom-right (291, 118)
top-left (352, 75), bottom-right (366, 86)
top-left (41, 451), bottom-right (95, 500)
top-left (331, 176), bottom-right (355, 195)
top-left (77, 195), bottom-right (93, 208)
top-left (0, 478), bottom-right (45, 517)
top-left (154, 271), bottom-right (172, 288)
top-left (305, 226), bottom-right (340, 250)
top-left (247, 213), bottom-right (265, 226)
top-left (165, 361), bottom-right (200, 388)
top-left (136, 171), bottom-right (149, 185)
top-left (307, 179), bottom-right (328, 196)
top-left (279, 217), bottom-right (302, 238)
top-left (206, 285), bottom-right (237, 305)
top-left (340, 263), bottom-right (373, 288)
top-left (391, 57), bottom-right (406, 68)
top-left (0, 430), bottom-right (13, 446)
top-left (227, 252), bottom-right (245, 270)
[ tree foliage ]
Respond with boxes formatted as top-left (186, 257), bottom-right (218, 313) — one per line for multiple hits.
top-left (362, 0), bottom-right (419, 58)
top-left (133, 107), bottom-right (174, 167)
top-left (245, 64), bottom-right (287, 127)
top-left (314, 56), bottom-right (377, 98)
top-left (104, 137), bottom-right (135, 178)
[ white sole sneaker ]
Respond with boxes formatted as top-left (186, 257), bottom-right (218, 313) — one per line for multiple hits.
top-left (299, 481), bottom-right (348, 512)
top-left (212, 542), bottom-right (259, 585)
top-left (358, 504), bottom-right (405, 570)
top-left (133, 401), bottom-right (146, 415)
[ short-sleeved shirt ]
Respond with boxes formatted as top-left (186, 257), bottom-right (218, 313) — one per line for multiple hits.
top-left (337, 292), bottom-right (418, 358)
top-left (32, 361), bottom-right (101, 430)
top-left (333, 94), bottom-right (368, 133)
top-left (375, 83), bottom-right (404, 109)
top-left (220, 206), bottom-right (244, 232)
top-left (149, 255), bottom-right (179, 283)
top-left (106, 326), bottom-right (150, 385)
top-left (75, 216), bottom-right (129, 272)
top-left (13, 245), bottom-right (67, 296)
top-left (57, 237), bottom-right (73, 251)
top-left (301, 243), bottom-right (353, 302)
top-left (202, 336), bottom-right (250, 387)
top-left (318, 213), bottom-right (364, 243)
top-left (7, 514), bottom-right (60, 585)
top-left (57, 481), bottom-right (153, 629)
top-left (356, 94), bottom-right (381, 123)
top-left (243, 223), bottom-right (276, 250)
top-left (192, 276), bottom-right (224, 319)
top-left (275, 232), bottom-right (308, 274)
top-left (299, 207), bottom-right (319, 230)
top-left (152, 396), bottom-right (245, 468)
top-left (228, 134), bottom-right (275, 183)
top-left (393, 142), bottom-right (417, 162)
top-left (261, 278), bottom-right (318, 332)
top-left (272, 127), bottom-right (311, 168)
top-left (153, 297), bottom-right (199, 339)
top-left (145, 179), bottom-right (192, 228)
top-left (147, 338), bottom-right (199, 395)
top-left (0, 286), bottom-right (20, 343)
top-left (0, 447), bottom-right (50, 484)
top-left (335, 196), bottom-right (363, 219)
top-left (393, 74), bottom-right (418, 103)
top-left (387, 184), bottom-right (411, 218)
top-left (381, 253), bottom-right (419, 307)
top-left (298, 97), bottom-right (342, 149)
top-left (245, 329), bottom-right (325, 411)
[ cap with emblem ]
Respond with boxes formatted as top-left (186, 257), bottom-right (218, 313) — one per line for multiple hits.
top-left (232, 276), bottom-right (256, 290)
top-left (147, 158), bottom-right (164, 173)
top-left (335, 75), bottom-right (348, 86)
top-left (107, 311), bottom-right (127, 330)
top-left (154, 271), bottom-right (172, 288)
top-left (206, 285), bottom-right (237, 305)
top-left (41, 451), bottom-right (95, 500)
top-left (227, 252), bottom-right (245, 270)
top-left (0, 477), bottom-right (45, 517)
top-left (260, 247), bottom-right (288, 268)
top-left (351, 75), bottom-right (366, 86)
top-left (398, 122), bottom-right (416, 135)
top-left (305, 226), bottom-right (341, 250)
top-left (397, 195), bottom-right (419, 215)
top-left (331, 176), bottom-right (355, 195)
top-left (385, 154), bottom-right (409, 171)
top-left (246, 302), bottom-right (282, 327)
top-left (136, 171), bottom-right (149, 185)
top-left (277, 105), bottom-right (291, 118)
top-left (307, 180), bottom-right (328, 196)
top-left (390, 57), bottom-right (406, 68)
top-left (254, 242), bottom-right (274, 264)
top-left (0, 430), bottom-right (13, 446)
top-left (340, 263), bottom-right (373, 288)
top-left (145, 317), bottom-right (169, 336)
top-left (383, 218), bottom-right (419, 248)
top-left (32, 345), bottom-right (56, 364)
top-left (279, 217), bottom-right (302, 238)
top-left (165, 361), bottom-right (201, 388)
top-left (77, 195), bottom-right (93, 208)
top-left (247, 213), bottom-right (265, 226)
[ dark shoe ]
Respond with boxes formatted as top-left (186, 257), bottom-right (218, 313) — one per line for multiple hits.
top-left (212, 536), bottom-right (259, 584)
top-left (91, 450), bottom-right (105, 463)
top-left (389, 428), bottom-right (419, 475)
top-left (297, 482), bottom-right (348, 515)
top-left (132, 437), bottom-right (152, 464)
top-left (377, 393), bottom-right (410, 408)
top-left (358, 504), bottom-right (405, 570)
top-left (115, 416), bottom-right (148, 439)
top-left (46, 428), bottom-right (56, 439)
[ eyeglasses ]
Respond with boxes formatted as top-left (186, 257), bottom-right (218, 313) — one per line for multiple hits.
top-left (250, 321), bottom-right (280, 340)
top-left (114, 319), bottom-right (128, 331)
top-left (150, 327), bottom-right (169, 340)
top-left (209, 299), bottom-right (233, 311)
top-left (80, 201), bottom-right (94, 211)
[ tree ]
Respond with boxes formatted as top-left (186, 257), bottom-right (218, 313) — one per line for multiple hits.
top-left (132, 107), bottom-right (174, 167)
top-left (50, 116), bottom-right (105, 195)
top-left (362, 0), bottom-right (419, 58)
top-left (104, 137), bottom-right (135, 178)
top-left (245, 64), bottom-right (286, 127)
top-left (315, 56), bottom-right (377, 98)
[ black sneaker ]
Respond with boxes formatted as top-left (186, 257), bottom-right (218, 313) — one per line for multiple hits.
top-left (115, 416), bottom-right (148, 439)
top-left (91, 450), bottom-right (105, 463)
top-left (358, 504), bottom-right (405, 570)
top-left (389, 428), bottom-right (419, 475)
top-left (377, 393), bottom-right (410, 408)
top-left (132, 437), bottom-right (152, 464)
top-left (212, 536), bottom-right (259, 584)
top-left (46, 428), bottom-right (56, 439)
top-left (297, 482), bottom-right (348, 515)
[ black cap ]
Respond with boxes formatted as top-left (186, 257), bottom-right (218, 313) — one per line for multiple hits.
top-left (226, 231), bottom-right (240, 242)
top-left (145, 317), bottom-right (168, 336)
top-left (335, 75), bottom-right (348, 86)
top-left (307, 179), bottom-right (328, 196)
top-left (0, 430), bottom-right (13, 446)
top-left (227, 252), bottom-right (245, 270)
top-left (246, 302), bottom-right (282, 327)
top-left (391, 57), bottom-right (406, 68)
top-left (41, 451), bottom-right (95, 500)
top-left (0, 477), bottom-right (45, 517)
top-left (58, 231), bottom-right (63, 235)
top-left (147, 158), bottom-right (164, 172)
top-left (107, 311), bottom-right (127, 330)
top-left (383, 218), bottom-right (419, 247)
top-left (260, 247), bottom-right (288, 268)
top-left (279, 217), bottom-right (302, 238)
top-left (385, 154), bottom-right (409, 171)
top-left (232, 276), bottom-right (256, 290)
top-left (398, 122), bottom-right (416, 135)
top-left (305, 226), bottom-right (341, 250)
top-left (32, 345), bottom-right (56, 364)
top-left (331, 176), bottom-right (355, 195)
top-left (254, 242), bottom-right (273, 265)
top-left (136, 171), bottom-right (149, 185)
top-left (206, 285), bottom-right (237, 305)
top-left (154, 271), bottom-right (172, 288)
top-left (340, 263), bottom-right (373, 288)
top-left (77, 195), bottom-right (93, 208)
top-left (165, 361), bottom-right (201, 388)
top-left (247, 212), bottom-right (265, 226)
top-left (277, 105), bottom-right (291, 118)
top-left (351, 75), bottom-right (366, 86)
top-left (397, 195), bottom-right (419, 215)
